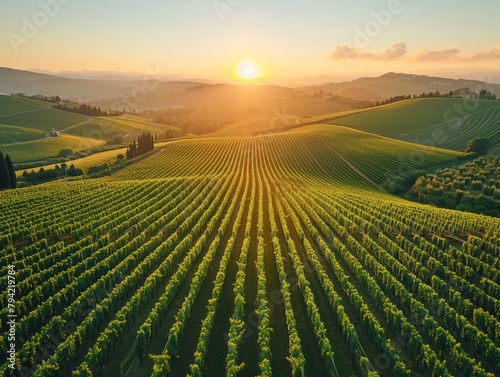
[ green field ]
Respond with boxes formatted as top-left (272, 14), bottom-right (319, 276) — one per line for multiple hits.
top-left (332, 98), bottom-right (500, 150)
top-left (0, 95), bottom-right (182, 171)
top-left (0, 95), bottom-right (180, 150)
top-left (0, 123), bottom-right (46, 144)
top-left (15, 147), bottom-right (128, 176)
top-left (64, 114), bottom-right (178, 142)
top-left (0, 94), bottom-right (56, 116)
top-left (0, 96), bottom-right (89, 138)
top-left (0, 134), bottom-right (105, 163)
top-left (2, 123), bottom-right (499, 377)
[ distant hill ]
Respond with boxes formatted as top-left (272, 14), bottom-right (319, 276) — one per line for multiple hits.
top-left (0, 67), bottom-right (202, 102)
top-left (301, 72), bottom-right (500, 102)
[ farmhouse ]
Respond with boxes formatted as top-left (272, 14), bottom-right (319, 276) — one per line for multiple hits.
top-left (47, 128), bottom-right (60, 137)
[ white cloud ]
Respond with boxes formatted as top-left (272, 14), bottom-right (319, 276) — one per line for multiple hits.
top-left (329, 42), bottom-right (407, 60)
top-left (414, 47), bottom-right (461, 61)
top-left (467, 45), bottom-right (500, 60)
top-left (378, 43), bottom-right (407, 60)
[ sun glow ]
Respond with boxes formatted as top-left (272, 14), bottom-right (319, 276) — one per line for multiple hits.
top-left (236, 60), bottom-right (261, 80)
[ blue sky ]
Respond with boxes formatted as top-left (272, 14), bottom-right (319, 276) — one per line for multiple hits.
top-left (1, 0), bottom-right (499, 78)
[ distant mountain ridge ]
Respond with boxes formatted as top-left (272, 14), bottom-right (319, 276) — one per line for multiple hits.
top-left (300, 72), bottom-right (500, 101)
top-left (1, 67), bottom-right (499, 104)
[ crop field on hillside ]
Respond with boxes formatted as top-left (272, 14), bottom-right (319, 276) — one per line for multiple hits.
top-left (0, 95), bottom-right (55, 116)
top-left (64, 115), bottom-right (177, 142)
top-left (0, 96), bottom-right (88, 136)
top-left (1, 126), bottom-right (498, 377)
top-left (0, 134), bottom-right (105, 163)
top-left (0, 124), bottom-right (46, 145)
top-left (0, 96), bottom-right (178, 150)
top-left (0, 108), bottom-right (88, 134)
top-left (332, 98), bottom-right (500, 151)
top-left (15, 147), bottom-right (128, 176)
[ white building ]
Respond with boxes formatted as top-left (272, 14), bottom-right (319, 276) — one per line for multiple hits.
top-left (47, 128), bottom-right (60, 137)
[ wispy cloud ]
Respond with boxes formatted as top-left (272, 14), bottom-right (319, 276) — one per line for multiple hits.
top-left (467, 45), bottom-right (500, 60)
top-left (329, 42), bottom-right (407, 60)
top-left (378, 43), bottom-right (407, 60)
top-left (329, 45), bottom-right (374, 59)
top-left (329, 43), bottom-right (500, 62)
top-left (414, 47), bottom-right (460, 61)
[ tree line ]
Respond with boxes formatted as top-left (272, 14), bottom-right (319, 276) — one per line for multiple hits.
top-left (19, 163), bottom-right (84, 186)
top-left (0, 151), bottom-right (16, 191)
top-left (126, 132), bottom-right (155, 160)
top-left (55, 102), bottom-right (122, 116)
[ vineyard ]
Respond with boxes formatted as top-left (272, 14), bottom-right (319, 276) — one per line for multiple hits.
top-left (1, 125), bottom-right (499, 377)
top-left (410, 156), bottom-right (500, 216)
top-left (332, 98), bottom-right (500, 151)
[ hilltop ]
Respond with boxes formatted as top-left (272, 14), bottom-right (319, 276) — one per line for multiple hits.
top-left (300, 72), bottom-right (500, 102)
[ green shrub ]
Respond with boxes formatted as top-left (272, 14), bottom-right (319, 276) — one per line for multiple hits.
top-left (471, 180), bottom-right (483, 190)
top-left (493, 189), bottom-right (500, 200)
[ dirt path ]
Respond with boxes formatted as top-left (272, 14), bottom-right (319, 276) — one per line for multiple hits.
top-left (59, 116), bottom-right (92, 132)
top-left (0, 107), bottom-right (50, 119)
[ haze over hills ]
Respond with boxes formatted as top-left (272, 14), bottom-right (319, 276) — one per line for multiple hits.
top-left (3, 67), bottom-right (500, 106)
top-left (29, 67), bottom-right (500, 85)
top-left (300, 72), bottom-right (500, 102)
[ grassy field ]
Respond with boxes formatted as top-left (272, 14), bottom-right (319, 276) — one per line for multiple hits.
top-left (0, 95), bottom-right (89, 144)
top-left (64, 114), bottom-right (179, 142)
top-left (0, 134), bottom-right (105, 163)
top-left (0, 95), bottom-right (180, 149)
top-left (15, 147), bottom-right (128, 175)
top-left (0, 95), bottom-right (88, 131)
top-left (332, 98), bottom-right (500, 150)
top-left (0, 123), bottom-right (46, 144)
top-left (3, 124), bottom-right (498, 377)
top-left (0, 94), bottom-right (56, 116)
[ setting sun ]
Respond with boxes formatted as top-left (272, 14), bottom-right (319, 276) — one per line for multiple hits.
top-left (236, 60), bottom-right (261, 80)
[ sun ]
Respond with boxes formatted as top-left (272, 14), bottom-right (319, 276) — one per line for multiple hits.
top-left (236, 60), bottom-right (261, 80)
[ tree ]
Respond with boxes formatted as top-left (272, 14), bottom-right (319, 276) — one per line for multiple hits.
top-left (5, 154), bottom-right (16, 189)
top-left (0, 151), bottom-right (11, 190)
top-left (57, 148), bottom-right (74, 158)
top-left (479, 89), bottom-right (497, 100)
top-left (465, 137), bottom-right (488, 155)
top-left (112, 135), bottom-right (123, 145)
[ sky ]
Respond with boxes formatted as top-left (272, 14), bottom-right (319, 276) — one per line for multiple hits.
top-left (1, 0), bottom-right (500, 80)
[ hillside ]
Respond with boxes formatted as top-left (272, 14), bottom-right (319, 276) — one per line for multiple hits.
top-left (0, 67), bottom-right (202, 102)
top-left (63, 115), bottom-right (179, 143)
top-left (1, 126), bottom-right (498, 377)
top-left (0, 95), bottom-right (182, 171)
top-left (113, 125), bottom-right (462, 186)
top-left (0, 134), bottom-right (106, 163)
top-left (330, 98), bottom-right (500, 151)
top-left (0, 95), bottom-right (88, 143)
top-left (301, 72), bottom-right (500, 102)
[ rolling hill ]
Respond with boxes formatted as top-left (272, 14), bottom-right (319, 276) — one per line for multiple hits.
top-left (0, 95), bottom-right (180, 168)
top-left (0, 134), bottom-right (106, 163)
top-left (0, 94), bottom-right (89, 143)
top-left (1, 124), bottom-right (498, 377)
top-left (329, 98), bottom-right (500, 151)
top-left (301, 72), bottom-right (500, 102)
top-left (63, 115), bottom-right (178, 143)
top-left (0, 67), bottom-right (202, 102)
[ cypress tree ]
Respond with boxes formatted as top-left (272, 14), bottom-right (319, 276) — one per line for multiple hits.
top-left (0, 151), bottom-right (11, 190)
top-left (5, 154), bottom-right (16, 189)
